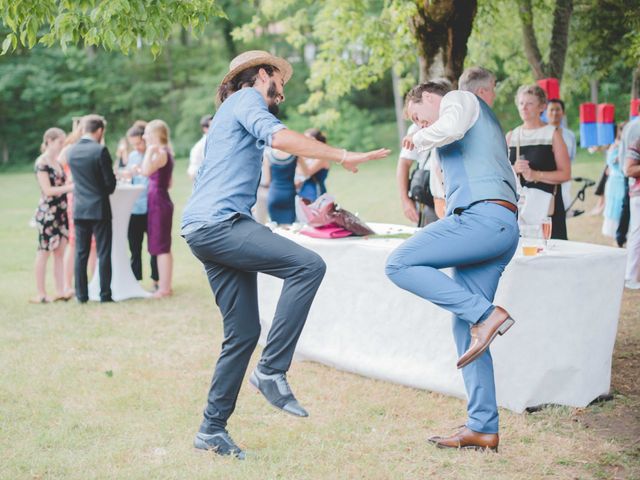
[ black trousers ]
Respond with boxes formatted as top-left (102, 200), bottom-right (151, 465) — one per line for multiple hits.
top-left (75, 218), bottom-right (112, 301)
top-left (128, 213), bottom-right (158, 282)
top-left (616, 179), bottom-right (631, 247)
top-left (185, 216), bottom-right (326, 433)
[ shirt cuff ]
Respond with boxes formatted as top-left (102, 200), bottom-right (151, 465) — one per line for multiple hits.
top-left (258, 124), bottom-right (288, 149)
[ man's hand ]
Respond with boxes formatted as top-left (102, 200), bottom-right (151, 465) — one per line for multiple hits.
top-left (401, 195), bottom-right (419, 223)
top-left (341, 148), bottom-right (391, 173)
top-left (402, 134), bottom-right (415, 151)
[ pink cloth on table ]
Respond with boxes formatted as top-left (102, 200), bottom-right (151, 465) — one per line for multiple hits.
top-left (299, 223), bottom-right (352, 239)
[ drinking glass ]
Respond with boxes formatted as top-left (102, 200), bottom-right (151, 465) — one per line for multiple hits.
top-left (541, 217), bottom-right (552, 249)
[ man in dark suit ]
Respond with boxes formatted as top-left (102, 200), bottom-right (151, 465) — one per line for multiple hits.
top-left (68, 114), bottom-right (117, 302)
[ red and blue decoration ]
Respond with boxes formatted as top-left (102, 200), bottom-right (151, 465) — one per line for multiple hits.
top-left (596, 103), bottom-right (615, 145)
top-left (579, 102), bottom-right (597, 148)
top-left (630, 99), bottom-right (640, 120)
top-left (537, 78), bottom-right (560, 100)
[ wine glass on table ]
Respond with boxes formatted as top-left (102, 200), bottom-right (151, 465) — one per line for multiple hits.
top-left (541, 217), bottom-right (552, 250)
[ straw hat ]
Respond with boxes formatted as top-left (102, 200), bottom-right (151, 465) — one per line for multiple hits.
top-left (220, 50), bottom-right (293, 87)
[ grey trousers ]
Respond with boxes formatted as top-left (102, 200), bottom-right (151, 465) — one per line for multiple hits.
top-left (184, 215), bottom-right (326, 433)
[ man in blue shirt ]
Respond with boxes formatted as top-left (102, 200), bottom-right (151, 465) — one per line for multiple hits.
top-left (182, 50), bottom-right (389, 459)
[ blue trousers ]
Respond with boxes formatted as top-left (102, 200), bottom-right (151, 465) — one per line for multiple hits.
top-left (385, 202), bottom-right (519, 433)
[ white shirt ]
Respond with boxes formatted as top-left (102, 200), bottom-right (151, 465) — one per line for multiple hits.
top-left (413, 90), bottom-right (480, 152)
top-left (560, 127), bottom-right (576, 162)
top-left (400, 123), bottom-right (430, 168)
top-left (411, 91), bottom-right (480, 199)
top-left (187, 134), bottom-right (207, 178)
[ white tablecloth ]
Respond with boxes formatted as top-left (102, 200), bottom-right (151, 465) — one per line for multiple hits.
top-left (257, 223), bottom-right (627, 412)
top-left (89, 184), bottom-right (152, 302)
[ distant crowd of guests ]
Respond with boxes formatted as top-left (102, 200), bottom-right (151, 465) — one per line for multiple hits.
top-left (31, 115), bottom-right (174, 303)
top-left (31, 110), bottom-right (331, 303)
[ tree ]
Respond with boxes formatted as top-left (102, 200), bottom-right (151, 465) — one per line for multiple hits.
top-left (411, 0), bottom-right (478, 82)
top-left (517, 0), bottom-right (573, 80)
top-left (0, 0), bottom-right (224, 56)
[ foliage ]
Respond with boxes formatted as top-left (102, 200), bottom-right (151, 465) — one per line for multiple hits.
top-left (570, 0), bottom-right (640, 78)
top-left (0, 27), bottom-right (230, 164)
top-left (235, 0), bottom-right (418, 118)
top-left (468, 0), bottom-right (639, 132)
top-left (0, 0), bottom-right (224, 56)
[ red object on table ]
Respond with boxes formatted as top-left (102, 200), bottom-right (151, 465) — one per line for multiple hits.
top-left (537, 78), bottom-right (560, 100)
top-left (579, 103), bottom-right (596, 123)
top-left (596, 103), bottom-right (615, 124)
top-left (630, 98), bottom-right (640, 118)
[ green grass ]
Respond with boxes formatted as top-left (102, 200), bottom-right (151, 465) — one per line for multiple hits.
top-left (0, 152), bottom-right (638, 480)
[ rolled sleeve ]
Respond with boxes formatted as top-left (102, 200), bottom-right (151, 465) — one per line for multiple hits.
top-left (234, 89), bottom-right (287, 149)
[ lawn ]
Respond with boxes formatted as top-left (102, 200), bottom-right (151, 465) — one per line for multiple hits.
top-left (0, 149), bottom-right (638, 480)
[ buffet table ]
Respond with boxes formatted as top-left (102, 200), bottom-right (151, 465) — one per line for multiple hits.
top-left (89, 184), bottom-right (152, 302)
top-left (257, 223), bottom-right (627, 413)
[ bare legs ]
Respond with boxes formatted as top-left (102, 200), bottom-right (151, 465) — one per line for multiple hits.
top-left (34, 238), bottom-right (69, 302)
top-left (153, 252), bottom-right (173, 297)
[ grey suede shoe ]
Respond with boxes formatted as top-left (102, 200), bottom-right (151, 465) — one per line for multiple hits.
top-left (249, 369), bottom-right (309, 417)
top-left (193, 431), bottom-right (245, 460)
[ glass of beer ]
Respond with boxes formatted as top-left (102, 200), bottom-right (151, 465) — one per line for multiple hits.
top-left (541, 217), bottom-right (552, 249)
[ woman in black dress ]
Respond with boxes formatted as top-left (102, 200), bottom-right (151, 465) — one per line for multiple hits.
top-left (32, 127), bottom-right (74, 303)
top-left (507, 84), bottom-right (571, 239)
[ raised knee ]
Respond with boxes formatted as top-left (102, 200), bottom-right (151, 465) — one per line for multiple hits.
top-left (303, 253), bottom-right (326, 279)
top-left (384, 252), bottom-right (406, 279)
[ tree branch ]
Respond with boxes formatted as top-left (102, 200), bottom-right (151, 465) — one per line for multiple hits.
top-left (548, 0), bottom-right (573, 79)
top-left (518, 0), bottom-right (546, 79)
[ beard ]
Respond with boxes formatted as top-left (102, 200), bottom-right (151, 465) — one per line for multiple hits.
top-left (266, 80), bottom-right (280, 116)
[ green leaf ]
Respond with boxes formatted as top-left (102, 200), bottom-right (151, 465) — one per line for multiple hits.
top-left (1, 35), bottom-right (14, 54)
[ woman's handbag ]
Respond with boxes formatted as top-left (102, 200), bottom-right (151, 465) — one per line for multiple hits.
top-left (516, 128), bottom-right (556, 225)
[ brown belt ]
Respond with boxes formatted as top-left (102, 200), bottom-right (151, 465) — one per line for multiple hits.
top-left (486, 200), bottom-right (517, 213)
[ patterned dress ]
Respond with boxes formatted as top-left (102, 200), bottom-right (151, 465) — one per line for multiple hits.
top-left (35, 163), bottom-right (69, 251)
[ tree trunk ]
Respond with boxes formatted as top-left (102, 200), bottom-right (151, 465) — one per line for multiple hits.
top-left (2, 141), bottom-right (8, 164)
top-left (392, 69), bottom-right (407, 148)
top-left (518, 0), bottom-right (573, 80)
top-left (411, 0), bottom-right (478, 84)
top-left (590, 79), bottom-right (598, 104)
top-left (221, 19), bottom-right (237, 60)
top-left (632, 65), bottom-right (640, 100)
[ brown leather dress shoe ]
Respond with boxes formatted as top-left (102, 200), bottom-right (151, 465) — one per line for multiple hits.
top-left (456, 306), bottom-right (514, 369)
top-left (428, 427), bottom-right (499, 452)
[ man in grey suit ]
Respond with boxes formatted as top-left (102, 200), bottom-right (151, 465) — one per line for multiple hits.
top-left (68, 115), bottom-right (117, 302)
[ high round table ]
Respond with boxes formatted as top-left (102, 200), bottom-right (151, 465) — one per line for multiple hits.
top-left (89, 184), bottom-right (152, 302)
top-left (257, 223), bottom-right (627, 413)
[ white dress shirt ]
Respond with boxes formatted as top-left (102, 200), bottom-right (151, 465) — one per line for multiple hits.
top-left (187, 134), bottom-right (207, 178)
top-left (413, 90), bottom-right (480, 152)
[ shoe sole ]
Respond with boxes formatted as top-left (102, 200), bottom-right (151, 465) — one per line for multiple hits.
top-left (457, 317), bottom-right (515, 369)
top-left (428, 439), bottom-right (498, 452)
top-left (435, 443), bottom-right (498, 453)
top-left (248, 372), bottom-right (307, 417)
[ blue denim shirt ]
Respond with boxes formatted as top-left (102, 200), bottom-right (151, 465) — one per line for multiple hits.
top-left (181, 88), bottom-right (286, 231)
top-left (128, 150), bottom-right (149, 215)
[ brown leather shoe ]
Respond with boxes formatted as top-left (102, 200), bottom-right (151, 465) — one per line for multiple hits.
top-left (428, 427), bottom-right (499, 452)
top-left (456, 306), bottom-right (515, 369)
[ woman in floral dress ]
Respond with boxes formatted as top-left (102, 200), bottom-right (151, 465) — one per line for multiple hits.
top-left (32, 127), bottom-right (74, 303)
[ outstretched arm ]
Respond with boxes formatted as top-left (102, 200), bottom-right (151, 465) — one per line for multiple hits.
top-left (272, 129), bottom-right (390, 173)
